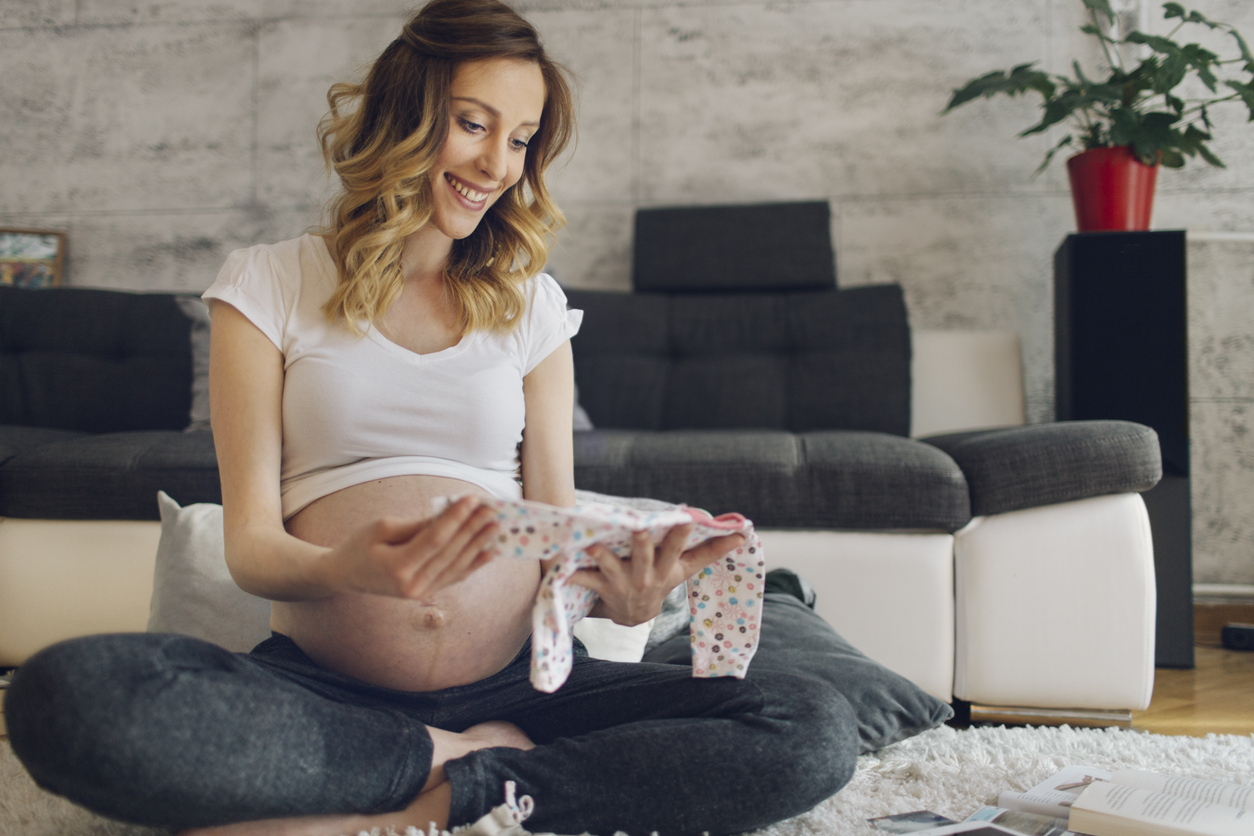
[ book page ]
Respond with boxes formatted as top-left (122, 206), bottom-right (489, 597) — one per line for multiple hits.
top-left (1071, 781), bottom-right (1254, 836)
top-left (999, 766), bottom-right (1114, 818)
top-left (1113, 770), bottom-right (1254, 812)
top-left (964, 805), bottom-right (1071, 836)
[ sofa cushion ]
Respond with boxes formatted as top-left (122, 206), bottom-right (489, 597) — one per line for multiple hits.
top-left (0, 429), bottom-right (219, 520)
top-left (567, 284), bottom-right (910, 436)
top-left (922, 420), bottom-right (1162, 517)
top-left (0, 425), bottom-right (86, 468)
top-left (0, 286), bottom-right (193, 433)
top-left (574, 429), bottom-right (970, 532)
top-left (633, 201), bottom-right (836, 292)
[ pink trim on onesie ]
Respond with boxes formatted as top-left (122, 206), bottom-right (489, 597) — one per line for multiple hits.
top-left (436, 496), bottom-right (765, 692)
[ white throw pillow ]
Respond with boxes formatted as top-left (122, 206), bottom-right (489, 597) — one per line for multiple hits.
top-left (148, 491), bottom-right (653, 663)
top-left (148, 491), bottom-right (273, 652)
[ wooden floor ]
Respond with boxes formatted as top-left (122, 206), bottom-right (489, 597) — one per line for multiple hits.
top-left (1130, 599), bottom-right (1254, 737)
top-left (1130, 645), bottom-right (1254, 736)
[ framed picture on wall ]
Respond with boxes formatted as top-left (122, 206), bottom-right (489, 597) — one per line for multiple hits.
top-left (0, 228), bottom-right (67, 288)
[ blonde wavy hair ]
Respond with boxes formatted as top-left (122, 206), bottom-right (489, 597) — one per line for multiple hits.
top-left (316, 0), bottom-right (575, 335)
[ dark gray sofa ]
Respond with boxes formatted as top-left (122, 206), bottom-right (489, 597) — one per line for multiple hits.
top-left (0, 201), bottom-right (1164, 713)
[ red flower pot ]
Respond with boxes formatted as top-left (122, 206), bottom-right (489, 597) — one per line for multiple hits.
top-left (1066, 146), bottom-right (1159, 232)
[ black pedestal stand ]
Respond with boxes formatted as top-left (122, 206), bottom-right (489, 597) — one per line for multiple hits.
top-left (1055, 230), bottom-right (1194, 668)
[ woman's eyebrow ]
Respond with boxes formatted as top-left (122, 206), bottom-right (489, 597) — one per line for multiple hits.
top-left (452, 96), bottom-right (540, 127)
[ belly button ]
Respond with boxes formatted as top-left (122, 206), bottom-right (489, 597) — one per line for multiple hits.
top-left (415, 607), bottom-right (447, 629)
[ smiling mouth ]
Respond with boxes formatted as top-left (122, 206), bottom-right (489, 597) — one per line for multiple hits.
top-left (445, 173), bottom-right (491, 204)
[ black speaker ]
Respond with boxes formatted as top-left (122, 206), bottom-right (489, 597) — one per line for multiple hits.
top-left (1055, 231), bottom-right (1194, 668)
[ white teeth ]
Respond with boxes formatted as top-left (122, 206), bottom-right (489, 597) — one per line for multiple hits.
top-left (448, 175), bottom-right (487, 202)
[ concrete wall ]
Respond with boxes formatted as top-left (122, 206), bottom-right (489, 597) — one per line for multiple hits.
top-left (3, 0), bottom-right (1253, 583)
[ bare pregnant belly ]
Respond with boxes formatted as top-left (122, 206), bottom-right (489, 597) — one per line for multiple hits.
top-left (276, 474), bottom-right (541, 692)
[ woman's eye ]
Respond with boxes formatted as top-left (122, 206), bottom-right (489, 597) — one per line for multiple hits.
top-left (511, 138), bottom-right (530, 151)
top-left (459, 118), bottom-right (485, 134)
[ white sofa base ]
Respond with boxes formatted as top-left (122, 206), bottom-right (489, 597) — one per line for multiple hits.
top-left (1, 494), bottom-right (1157, 715)
top-left (0, 518), bottom-right (160, 667)
top-left (953, 492), bottom-right (1156, 711)
top-left (758, 530), bottom-right (955, 703)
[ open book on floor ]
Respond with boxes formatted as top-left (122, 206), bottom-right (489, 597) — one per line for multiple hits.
top-left (1068, 769), bottom-right (1254, 836)
top-left (869, 766), bottom-right (1253, 836)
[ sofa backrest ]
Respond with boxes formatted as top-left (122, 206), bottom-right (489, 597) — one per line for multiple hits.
top-left (566, 284), bottom-right (911, 435)
top-left (633, 201), bottom-right (836, 292)
top-left (0, 286), bottom-right (193, 432)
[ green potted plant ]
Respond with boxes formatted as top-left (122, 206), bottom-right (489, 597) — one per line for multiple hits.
top-left (945, 0), bottom-right (1254, 231)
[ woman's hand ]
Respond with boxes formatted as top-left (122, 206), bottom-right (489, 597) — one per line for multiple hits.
top-left (317, 496), bottom-right (500, 599)
top-left (571, 524), bottom-right (746, 627)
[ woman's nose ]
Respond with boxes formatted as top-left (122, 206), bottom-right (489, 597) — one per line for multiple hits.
top-left (478, 138), bottom-right (509, 182)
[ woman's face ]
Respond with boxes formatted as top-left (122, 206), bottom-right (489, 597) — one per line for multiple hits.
top-left (427, 57), bottom-right (547, 241)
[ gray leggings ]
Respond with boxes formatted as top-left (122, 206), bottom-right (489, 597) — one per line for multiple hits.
top-left (4, 594), bottom-right (858, 835)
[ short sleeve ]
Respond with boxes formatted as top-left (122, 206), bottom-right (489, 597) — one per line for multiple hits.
top-left (521, 273), bottom-right (583, 376)
top-left (201, 245), bottom-right (291, 353)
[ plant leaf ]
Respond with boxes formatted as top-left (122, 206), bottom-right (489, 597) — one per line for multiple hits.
top-left (1125, 31), bottom-right (1183, 56)
top-left (1163, 2), bottom-right (1186, 20)
top-left (1020, 90), bottom-right (1091, 135)
top-left (1226, 79), bottom-right (1254, 120)
top-left (1159, 147), bottom-right (1185, 167)
top-left (945, 64), bottom-right (1054, 111)
top-left (1196, 142), bottom-right (1226, 167)
top-left (1228, 28), bottom-right (1254, 71)
top-left (1154, 53), bottom-right (1189, 92)
top-left (1035, 134), bottom-right (1074, 176)
top-left (1082, 0), bottom-right (1115, 25)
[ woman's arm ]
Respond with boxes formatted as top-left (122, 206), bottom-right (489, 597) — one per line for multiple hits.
top-left (520, 339), bottom-right (577, 507)
top-left (210, 301), bottom-right (498, 602)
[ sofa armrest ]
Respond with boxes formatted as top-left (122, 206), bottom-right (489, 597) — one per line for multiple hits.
top-left (923, 420), bottom-right (1162, 517)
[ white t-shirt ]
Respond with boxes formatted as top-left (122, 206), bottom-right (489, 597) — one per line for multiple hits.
top-left (202, 234), bottom-right (582, 520)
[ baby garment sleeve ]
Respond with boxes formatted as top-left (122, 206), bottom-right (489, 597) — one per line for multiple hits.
top-left (521, 273), bottom-right (583, 375)
top-left (201, 245), bottom-right (293, 353)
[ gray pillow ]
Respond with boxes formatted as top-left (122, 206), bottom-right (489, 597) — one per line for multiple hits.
top-left (578, 489), bottom-right (953, 752)
top-left (643, 592), bottom-right (954, 753)
top-left (174, 296), bottom-right (212, 433)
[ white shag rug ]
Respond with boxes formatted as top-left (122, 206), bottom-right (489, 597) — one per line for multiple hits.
top-left (3, 724), bottom-right (1253, 836)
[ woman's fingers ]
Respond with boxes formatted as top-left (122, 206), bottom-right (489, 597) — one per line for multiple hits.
top-left (568, 566), bottom-right (610, 595)
top-left (678, 533), bottom-right (745, 574)
top-left (423, 517), bottom-right (500, 592)
top-left (653, 523), bottom-right (692, 583)
top-left (416, 496), bottom-right (485, 551)
top-left (387, 498), bottom-right (497, 598)
top-left (575, 542), bottom-right (627, 584)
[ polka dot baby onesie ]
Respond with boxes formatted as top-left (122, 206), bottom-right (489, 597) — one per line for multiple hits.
top-left (438, 496), bottom-right (765, 692)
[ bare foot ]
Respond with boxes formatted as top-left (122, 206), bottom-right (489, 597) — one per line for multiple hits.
top-left (423, 720), bottom-right (534, 792)
top-left (461, 720), bottom-right (535, 752)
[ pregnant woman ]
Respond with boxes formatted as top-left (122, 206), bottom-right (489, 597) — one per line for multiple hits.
top-left (4, 1), bottom-right (858, 833)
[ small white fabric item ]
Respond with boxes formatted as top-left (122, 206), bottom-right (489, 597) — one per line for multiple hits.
top-left (437, 496), bottom-right (765, 692)
top-left (147, 492), bottom-right (272, 653)
top-left (145, 494), bottom-right (656, 665)
top-left (201, 235), bottom-right (582, 520)
top-left (569, 615), bottom-right (654, 664)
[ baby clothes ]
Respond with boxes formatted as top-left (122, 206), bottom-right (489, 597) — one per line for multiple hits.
top-left (438, 496), bottom-right (765, 692)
